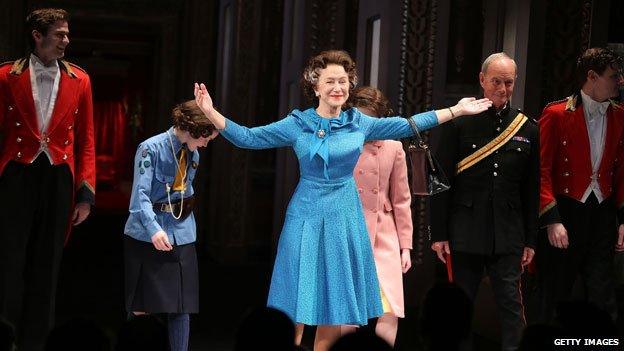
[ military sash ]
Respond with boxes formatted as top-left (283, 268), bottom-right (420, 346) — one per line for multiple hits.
top-left (455, 113), bottom-right (528, 174)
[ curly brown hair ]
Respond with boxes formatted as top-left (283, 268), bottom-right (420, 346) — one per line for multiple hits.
top-left (576, 47), bottom-right (623, 89)
top-left (172, 100), bottom-right (215, 138)
top-left (300, 50), bottom-right (358, 101)
top-left (345, 86), bottom-right (393, 117)
top-left (26, 8), bottom-right (69, 50)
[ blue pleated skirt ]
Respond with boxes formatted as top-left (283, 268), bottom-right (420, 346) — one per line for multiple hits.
top-left (267, 176), bottom-right (383, 325)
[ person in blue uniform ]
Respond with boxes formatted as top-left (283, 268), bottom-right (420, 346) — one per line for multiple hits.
top-left (194, 50), bottom-right (492, 351)
top-left (123, 100), bottom-right (218, 351)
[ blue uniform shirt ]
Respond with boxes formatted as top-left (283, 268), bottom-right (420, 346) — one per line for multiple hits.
top-left (124, 127), bottom-right (200, 245)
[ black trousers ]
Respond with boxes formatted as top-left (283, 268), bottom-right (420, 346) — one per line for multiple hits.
top-left (534, 194), bottom-right (618, 323)
top-left (452, 251), bottom-right (525, 351)
top-left (0, 157), bottom-right (72, 351)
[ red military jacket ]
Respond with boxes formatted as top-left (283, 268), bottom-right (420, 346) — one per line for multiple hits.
top-left (539, 94), bottom-right (624, 226)
top-left (0, 57), bottom-right (95, 203)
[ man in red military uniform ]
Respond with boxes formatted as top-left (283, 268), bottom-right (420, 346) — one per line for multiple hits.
top-left (0, 8), bottom-right (95, 350)
top-left (535, 47), bottom-right (624, 323)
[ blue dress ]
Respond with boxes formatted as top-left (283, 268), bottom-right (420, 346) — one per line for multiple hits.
top-left (220, 107), bottom-right (438, 325)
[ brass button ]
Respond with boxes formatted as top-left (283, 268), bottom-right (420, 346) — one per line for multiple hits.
top-left (472, 144), bottom-right (477, 149)
top-left (16, 152), bottom-right (22, 158)
top-left (564, 188), bottom-right (569, 193)
top-left (16, 137), bottom-right (22, 143)
top-left (8, 105), bottom-right (14, 111)
top-left (563, 172), bottom-right (569, 177)
top-left (62, 154), bottom-right (67, 160)
top-left (496, 127), bottom-right (501, 132)
top-left (494, 163), bottom-right (499, 168)
top-left (15, 122), bottom-right (21, 127)
top-left (562, 140), bottom-right (567, 146)
top-left (75, 109), bottom-right (79, 114)
top-left (493, 172), bottom-right (498, 177)
top-left (516, 147), bottom-right (522, 152)
top-left (564, 157), bottom-right (568, 162)
top-left (64, 140), bottom-right (70, 145)
top-left (68, 125), bottom-right (73, 130)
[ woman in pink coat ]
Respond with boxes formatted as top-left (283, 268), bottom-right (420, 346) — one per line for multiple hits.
top-left (350, 87), bottom-right (413, 346)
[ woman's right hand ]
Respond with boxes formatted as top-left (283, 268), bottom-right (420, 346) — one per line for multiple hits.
top-left (151, 230), bottom-right (173, 251)
top-left (194, 83), bottom-right (226, 130)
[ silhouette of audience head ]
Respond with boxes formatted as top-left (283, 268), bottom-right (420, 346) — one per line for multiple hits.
top-left (45, 317), bottom-right (110, 351)
top-left (0, 317), bottom-right (15, 351)
top-left (555, 300), bottom-right (618, 337)
top-left (329, 329), bottom-right (392, 351)
top-left (234, 306), bottom-right (295, 351)
top-left (420, 282), bottom-right (472, 350)
top-left (116, 314), bottom-right (169, 351)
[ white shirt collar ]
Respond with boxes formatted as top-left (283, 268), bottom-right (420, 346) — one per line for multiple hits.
top-left (580, 89), bottom-right (609, 117)
top-left (29, 54), bottom-right (59, 76)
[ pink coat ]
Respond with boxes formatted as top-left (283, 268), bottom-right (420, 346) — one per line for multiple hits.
top-left (354, 140), bottom-right (412, 318)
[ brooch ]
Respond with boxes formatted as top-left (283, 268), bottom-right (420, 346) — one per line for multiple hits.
top-left (317, 129), bottom-right (326, 138)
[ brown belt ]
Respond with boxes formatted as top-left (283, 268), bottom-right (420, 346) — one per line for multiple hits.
top-left (153, 196), bottom-right (195, 220)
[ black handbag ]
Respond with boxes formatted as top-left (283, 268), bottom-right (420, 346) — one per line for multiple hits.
top-left (406, 117), bottom-right (450, 196)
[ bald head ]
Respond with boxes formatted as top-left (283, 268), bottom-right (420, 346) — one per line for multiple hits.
top-left (480, 53), bottom-right (517, 109)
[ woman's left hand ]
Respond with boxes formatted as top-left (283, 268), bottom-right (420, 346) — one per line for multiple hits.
top-left (455, 97), bottom-right (492, 116)
top-left (401, 249), bottom-right (412, 273)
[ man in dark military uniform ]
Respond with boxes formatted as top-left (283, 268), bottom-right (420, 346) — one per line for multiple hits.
top-left (535, 48), bottom-right (624, 323)
top-left (0, 8), bottom-right (95, 351)
top-left (430, 53), bottom-right (539, 351)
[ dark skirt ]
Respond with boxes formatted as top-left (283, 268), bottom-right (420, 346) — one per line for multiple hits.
top-left (124, 236), bottom-right (199, 314)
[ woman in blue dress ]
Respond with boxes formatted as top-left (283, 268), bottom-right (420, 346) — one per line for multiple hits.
top-left (194, 50), bottom-right (491, 350)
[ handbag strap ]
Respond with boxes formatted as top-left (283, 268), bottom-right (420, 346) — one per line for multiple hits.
top-left (407, 117), bottom-right (425, 147)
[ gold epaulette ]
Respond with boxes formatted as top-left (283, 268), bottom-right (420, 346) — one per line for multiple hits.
top-left (543, 97), bottom-right (569, 111)
top-left (609, 99), bottom-right (622, 110)
top-left (59, 60), bottom-right (77, 78)
top-left (9, 58), bottom-right (28, 75)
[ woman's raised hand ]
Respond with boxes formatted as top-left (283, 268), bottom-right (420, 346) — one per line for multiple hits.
top-left (455, 97), bottom-right (492, 116)
top-left (194, 83), bottom-right (214, 116)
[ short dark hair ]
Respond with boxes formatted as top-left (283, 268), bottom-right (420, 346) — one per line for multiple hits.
top-left (171, 100), bottom-right (215, 139)
top-left (576, 47), bottom-right (623, 88)
top-left (300, 50), bottom-right (358, 101)
top-left (345, 86), bottom-right (393, 117)
top-left (26, 8), bottom-right (69, 49)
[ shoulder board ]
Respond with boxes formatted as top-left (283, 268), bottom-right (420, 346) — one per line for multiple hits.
top-left (67, 61), bottom-right (87, 74)
top-left (543, 97), bottom-right (568, 110)
top-left (609, 99), bottom-right (623, 111)
top-left (515, 109), bottom-right (537, 124)
top-left (8, 57), bottom-right (28, 75)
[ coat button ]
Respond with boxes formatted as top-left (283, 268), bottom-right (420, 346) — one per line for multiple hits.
top-left (516, 147), bottom-right (522, 151)
top-left (16, 152), bottom-right (22, 158)
top-left (45, 137), bottom-right (50, 143)
top-left (564, 188), bottom-right (569, 193)
top-left (493, 171), bottom-right (498, 177)
top-left (562, 140), bottom-right (567, 146)
top-left (563, 172), bottom-right (569, 177)
top-left (8, 105), bottom-right (13, 111)
top-left (62, 154), bottom-right (68, 160)
top-left (64, 140), bottom-right (70, 145)
top-left (68, 125), bottom-right (73, 130)
top-left (494, 163), bottom-right (499, 168)
top-left (16, 137), bottom-right (22, 143)
top-left (372, 189), bottom-right (378, 194)
top-left (472, 144), bottom-right (477, 149)
top-left (564, 157), bottom-right (568, 162)
top-left (499, 119), bottom-right (502, 123)
top-left (15, 122), bottom-right (21, 127)
top-left (496, 127), bottom-right (501, 132)
top-left (74, 108), bottom-right (79, 114)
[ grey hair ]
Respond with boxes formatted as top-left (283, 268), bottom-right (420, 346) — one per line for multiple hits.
top-left (481, 52), bottom-right (517, 74)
